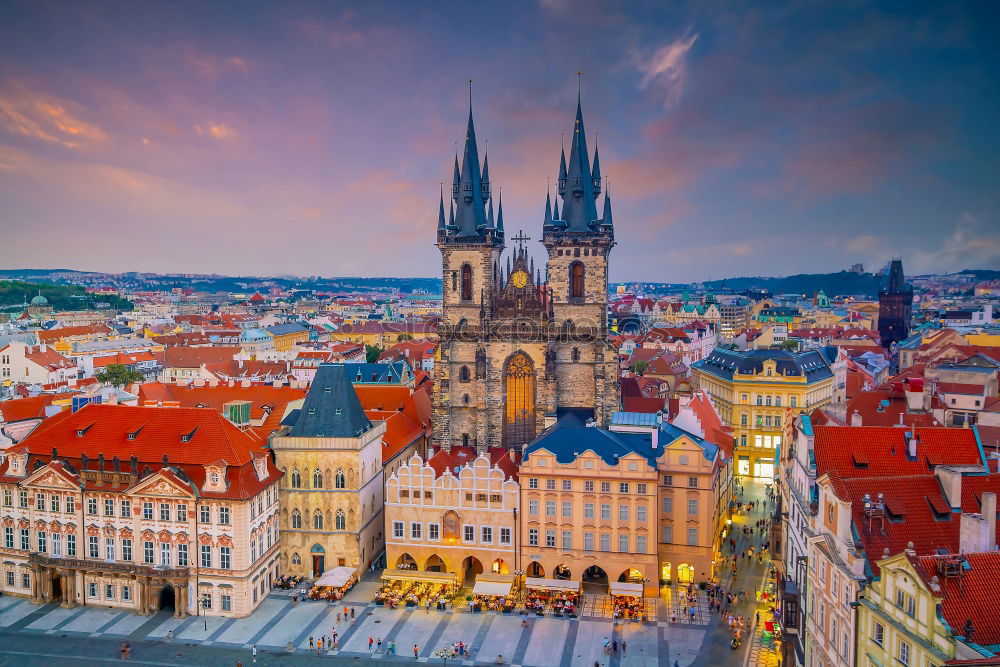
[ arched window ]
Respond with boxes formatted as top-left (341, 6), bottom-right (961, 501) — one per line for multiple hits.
top-left (765, 395), bottom-right (772, 406)
top-left (569, 262), bottom-right (585, 299)
top-left (503, 351), bottom-right (536, 448)
top-left (461, 263), bottom-right (473, 301)
top-left (335, 469), bottom-right (345, 489)
top-left (290, 468), bottom-right (301, 488)
top-left (313, 510), bottom-right (323, 530)
top-left (291, 552), bottom-right (301, 565)
top-left (756, 395), bottom-right (763, 406)
top-left (459, 366), bottom-right (470, 382)
top-left (291, 509), bottom-right (301, 529)
top-left (571, 347), bottom-right (580, 362)
top-left (312, 468), bottom-right (323, 488)
top-left (462, 433), bottom-right (470, 447)
top-left (462, 394), bottom-right (470, 405)
top-left (335, 510), bottom-right (346, 530)
top-left (775, 396), bottom-right (782, 407)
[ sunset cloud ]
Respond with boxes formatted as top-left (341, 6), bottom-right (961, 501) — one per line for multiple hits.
top-left (637, 33), bottom-right (699, 109)
top-left (0, 84), bottom-right (107, 147)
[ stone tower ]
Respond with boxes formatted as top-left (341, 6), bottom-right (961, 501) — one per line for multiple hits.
top-left (432, 95), bottom-right (620, 453)
top-left (877, 258), bottom-right (913, 348)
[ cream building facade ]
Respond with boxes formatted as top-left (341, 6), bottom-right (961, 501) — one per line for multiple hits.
top-left (384, 448), bottom-right (519, 580)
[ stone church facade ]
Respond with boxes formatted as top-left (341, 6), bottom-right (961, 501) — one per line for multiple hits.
top-left (432, 98), bottom-right (620, 451)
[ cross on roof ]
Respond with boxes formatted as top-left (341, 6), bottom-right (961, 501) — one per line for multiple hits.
top-left (511, 231), bottom-right (530, 247)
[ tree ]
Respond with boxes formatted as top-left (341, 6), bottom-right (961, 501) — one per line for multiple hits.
top-left (96, 364), bottom-right (144, 388)
top-left (778, 340), bottom-right (799, 352)
top-left (397, 334), bottom-right (414, 342)
top-left (632, 360), bottom-right (649, 376)
top-left (365, 345), bottom-right (382, 363)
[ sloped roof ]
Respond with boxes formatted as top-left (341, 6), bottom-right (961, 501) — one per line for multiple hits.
top-left (814, 426), bottom-right (983, 479)
top-left (525, 422), bottom-right (658, 469)
top-left (0, 392), bottom-right (75, 422)
top-left (913, 551), bottom-right (1000, 646)
top-left (693, 348), bottom-right (833, 382)
top-left (289, 364), bottom-right (372, 438)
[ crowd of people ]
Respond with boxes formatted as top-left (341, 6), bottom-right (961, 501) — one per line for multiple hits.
top-left (373, 579), bottom-right (455, 609)
top-left (523, 588), bottom-right (578, 615)
top-left (273, 574), bottom-right (303, 589)
top-left (611, 594), bottom-right (643, 620)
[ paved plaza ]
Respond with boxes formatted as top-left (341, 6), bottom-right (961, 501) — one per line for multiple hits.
top-left (0, 576), bottom-right (724, 666)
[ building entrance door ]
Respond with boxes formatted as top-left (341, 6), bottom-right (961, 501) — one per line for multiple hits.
top-left (158, 586), bottom-right (175, 612)
top-left (312, 555), bottom-right (325, 578)
top-left (51, 572), bottom-right (62, 602)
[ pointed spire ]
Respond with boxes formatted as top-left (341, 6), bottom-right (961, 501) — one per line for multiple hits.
top-left (452, 153), bottom-right (461, 202)
top-left (553, 195), bottom-right (560, 221)
top-left (560, 89), bottom-right (599, 231)
top-left (558, 136), bottom-right (567, 195)
top-left (481, 147), bottom-right (490, 188)
top-left (591, 132), bottom-right (602, 196)
top-left (448, 199), bottom-right (456, 229)
top-left (601, 185), bottom-right (613, 229)
top-left (437, 184), bottom-right (446, 231)
top-left (496, 189), bottom-right (504, 233)
top-left (452, 81), bottom-right (490, 239)
top-left (543, 190), bottom-right (553, 226)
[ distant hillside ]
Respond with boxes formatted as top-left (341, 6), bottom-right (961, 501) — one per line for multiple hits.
top-left (705, 271), bottom-right (884, 297)
top-left (0, 281), bottom-right (133, 311)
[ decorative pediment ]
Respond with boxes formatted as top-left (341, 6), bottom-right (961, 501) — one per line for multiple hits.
top-left (127, 470), bottom-right (193, 499)
top-left (20, 462), bottom-right (78, 489)
top-left (157, 529), bottom-right (173, 542)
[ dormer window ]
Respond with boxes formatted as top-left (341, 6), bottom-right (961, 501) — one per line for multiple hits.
top-left (210, 472), bottom-right (219, 484)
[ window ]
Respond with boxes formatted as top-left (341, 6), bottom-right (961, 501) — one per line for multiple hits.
top-left (461, 263), bottom-right (473, 301)
top-left (872, 622), bottom-right (884, 646)
top-left (411, 523), bottom-right (422, 539)
top-left (313, 510), bottom-right (323, 530)
top-left (545, 530), bottom-right (555, 547)
top-left (22, 573), bottom-right (30, 589)
top-left (561, 531), bottom-right (572, 550)
top-left (88, 582), bottom-right (97, 598)
top-left (464, 525), bottom-right (475, 542)
top-left (584, 502), bottom-right (594, 519)
top-left (545, 501), bottom-right (556, 517)
top-left (36, 531), bottom-right (46, 553)
top-left (312, 468), bottom-right (323, 488)
top-left (545, 479), bottom-right (556, 490)
top-left (335, 510), bottom-right (346, 530)
top-left (50, 494), bottom-right (60, 512)
top-left (290, 469), bottom-right (301, 488)
top-left (142, 502), bottom-right (153, 520)
top-left (584, 480), bottom-right (594, 492)
top-left (19, 490), bottom-right (28, 509)
top-left (562, 480), bottom-right (572, 491)
top-left (562, 501), bottom-right (572, 518)
top-left (741, 414), bottom-right (748, 426)
top-left (600, 533), bottom-right (611, 551)
top-left (335, 469), bottom-right (346, 488)
top-left (619, 504), bottom-right (630, 521)
top-left (528, 500), bottom-right (538, 516)
top-left (19, 528), bottom-right (29, 551)
top-left (120, 499), bottom-right (130, 518)
top-left (637, 483), bottom-right (646, 495)
top-left (67, 534), bottom-right (76, 557)
top-left (636, 535), bottom-right (647, 554)
top-left (220, 546), bottom-right (231, 570)
top-left (897, 640), bottom-right (910, 666)
top-left (201, 545), bottom-right (211, 568)
top-left (637, 505), bottom-right (647, 522)
top-left (105, 537), bottom-right (115, 561)
top-left (177, 504), bottom-right (187, 522)
top-left (174, 542), bottom-right (185, 565)
top-left (122, 586), bottom-right (131, 602)
top-left (662, 496), bottom-right (673, 514)
top-left (756, 395), bottom-right (763, 406)
top-left (219, 507), bottom-right (231, 525)
top-left (569, 262), bottom-right (585, 299)
top-left (201, 593), bottom-right (212, 610)
top-left (160, 503), bottom-right (170, 521)
top-left (601, 503), bottom-right (611, 520)
top-left (895, 590), bottom-right (915, 617)
top-left (790, 396), bottom-right (797, 408)
top-left (291, 509), bottom-right (301, 528)
top-left (2, 489), bottom-right (11, 506)
top-left (2, 527), bottom-right (11, 549)
top-left (143, 541), bottom-right (154, 564)
top-left (584, 532), bottom-right (594, 551)
top-left (688, 476), bottom-right (698, 488)
top-left (688, 499), bottom-right (698, 515)
top-left (393, 521), bottom-right (404, 539)
top-left (528, 478), bottom-right (538, 489)
top-left (601, 481), bottom-right (611, 493)
top-left (687, 527), bottom-right (698, 545)
top-left (618, 534), bottom-right (629, 552)
top-left (160, 543), bottom-right (171, 566)
top-left (662, 475), bottom-right (673, 487)
top-left (36, 493), bottom-right (45, 511)
top-left (222, 595), bottom-right (232, 611)
top-left (528, 528), bottom-right (538, 546)
top-left (88, 535), bottom-right (99, 558)
top-left (429, 523), bottom-right (440, 541)
top-left (5, 572), bottom-right (11, 587)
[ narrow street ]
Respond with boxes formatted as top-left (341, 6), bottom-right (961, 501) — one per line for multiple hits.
top-left (691, 478), bottom-right (777, 667)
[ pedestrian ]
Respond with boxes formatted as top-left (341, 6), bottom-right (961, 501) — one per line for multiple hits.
top-left (123, 641), bottom-right (130, 660)
top-left (414, 644), bottom-right (420, 658)
top-left (622, 640), bottom-right (627, 655)
top-left (292, 594), bottom-right (298, 607)
top-left (309, 636), bottom-right (314, 649)
top-left (119, 642), bottom-right (127, 660)
top-left (612, 640), bottom-right (617, 655)
top-left (252, 644), bottom-right (257, 663)
top-left (369, 635), bottom-right (374, 651)
top-left (377, 637), bottom-right (383, 652)
top-left (389, 641), bottom-right (396, 655)
top-left (336, 612), bottom-right (341, 624)
top-left (351, 607), bottom-right (355, 619)
top-left (756, 611), bottom-right (760, 624)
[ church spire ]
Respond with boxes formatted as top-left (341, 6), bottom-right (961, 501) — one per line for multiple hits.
top-left (543, 190), bottom-right (552, 226)
top-left (496, 189), bottom-right (505, 234)
top-left (559, 92), bottom-right (599, 231)
top-left (437, 185), bottom-right (446, 231)
top-left (445, 82), bottom-right (497, 243)
top-left (591, 133), bottom-right (602, 197)
top-left (601, 182), bottom-right (613, 229)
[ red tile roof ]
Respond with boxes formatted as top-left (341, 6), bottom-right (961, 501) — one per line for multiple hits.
top-left (425, 446), bottom-right (519, 481)
top-left (937, 382), bottom-right (987, 396)
top-left (0, 392), bottom-right (76, 422)
top-left (843, 389), bottom-right (940, 428)
top-left (914, 551), bottom-right (1000, 646)
top-left (135, 383), bottom-right (305, 437)
top-left (160, 346), bottom-right (241, 368)
top-left (813, 426), bottom-right (984, 479)
top-left (37, 324), bottom-right (112, 344)
top-left (93, 351), bottom-right (156, 368)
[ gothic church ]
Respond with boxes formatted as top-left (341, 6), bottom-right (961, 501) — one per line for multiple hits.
top-left (432, 96), bottom-right (620, 451)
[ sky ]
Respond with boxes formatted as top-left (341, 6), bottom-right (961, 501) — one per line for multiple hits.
top-left (0, 1), bottom-right (997, 282)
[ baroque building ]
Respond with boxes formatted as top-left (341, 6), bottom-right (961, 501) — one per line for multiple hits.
top-left (433, 97), bottom-right (620, 451)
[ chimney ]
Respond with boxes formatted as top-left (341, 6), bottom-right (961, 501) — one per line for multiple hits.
top-left (935, 466), bottom-right (962, 508)
top-left (907, 434), bottom-right (918, 459)
top-left (851, 410), bottom-right (862, 427)
top-left (39, 344), bottom-right (47, 353)
top-left (960, 492), bottom-right (997, 553)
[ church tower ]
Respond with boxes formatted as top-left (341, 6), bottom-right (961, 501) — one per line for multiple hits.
top-left (432, 92), bottom-right (619, 453)
top-left (877, 258), bottom-right (913, 348)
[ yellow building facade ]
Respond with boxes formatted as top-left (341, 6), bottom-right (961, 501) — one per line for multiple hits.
top-left (692, 348), bottom-right (834, 478)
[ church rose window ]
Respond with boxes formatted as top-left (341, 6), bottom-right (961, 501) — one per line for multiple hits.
top-left (503, 352), bottom-right (536, 448)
